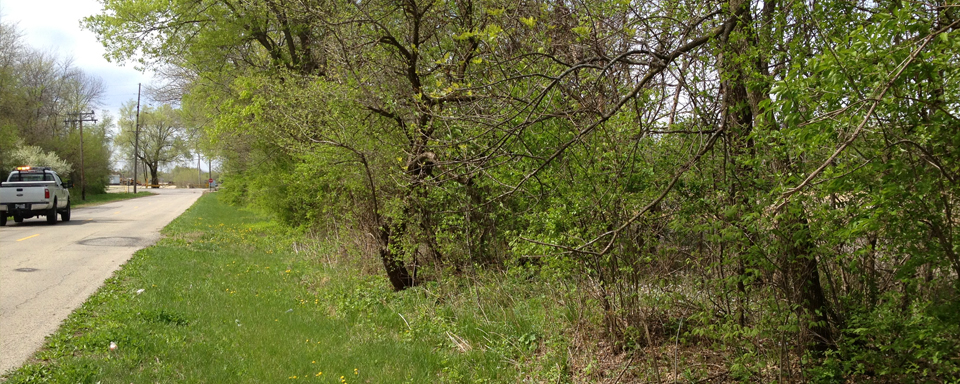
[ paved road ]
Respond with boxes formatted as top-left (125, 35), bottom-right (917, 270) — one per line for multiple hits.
top-left (0, 188), bottom-right (203, 375)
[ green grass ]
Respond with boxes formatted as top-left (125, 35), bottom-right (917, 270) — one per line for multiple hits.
top-left (72, 191), bottom-right (155, 208)
top-left (3, 194), bottom-right (570, 383)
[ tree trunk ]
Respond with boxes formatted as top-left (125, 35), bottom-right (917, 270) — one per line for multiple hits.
top-left (462, 176), bottom-right (496, 266)
top-left (780, 207), bottom-right (834, 352)
top-left (142, 161), bottom-right (148, 184)
top-left (719, 0), bottom-right (834, 353)
top-left (149, 165), bottom-right (160, 188)
top-left (377, 220), bottom-right (415, 291)
top-left (719, 0), bottom-right (756, 329)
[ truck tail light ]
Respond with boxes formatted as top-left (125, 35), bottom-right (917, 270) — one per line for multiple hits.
top-left (45, 188), bottom-right (50, 199)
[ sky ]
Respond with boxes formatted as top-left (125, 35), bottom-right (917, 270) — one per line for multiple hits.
top-left (0, 0), bottom-right (155, 122)
top-left (0, 0), bottom-right (215, 173)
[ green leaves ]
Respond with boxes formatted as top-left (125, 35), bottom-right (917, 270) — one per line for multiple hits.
top-left (83, 0), bottom-right (960, 378)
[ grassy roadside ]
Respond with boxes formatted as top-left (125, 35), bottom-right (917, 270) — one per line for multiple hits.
top-left (3, 194), bottom-right (570, 383)
top-left (72, 191), bottom-right (155, 208)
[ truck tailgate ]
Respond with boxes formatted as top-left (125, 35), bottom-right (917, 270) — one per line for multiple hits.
top-left (0, 182), bottom-right (55, 204)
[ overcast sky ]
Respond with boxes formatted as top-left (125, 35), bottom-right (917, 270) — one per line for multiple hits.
top-left (0, 0), bottom-right (155, 123)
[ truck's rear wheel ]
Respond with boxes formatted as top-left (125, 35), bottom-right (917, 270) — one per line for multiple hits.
top-left (60, 200), bottom-right (71, 222)
top-left (46, 200), bottom-right (57, 224)
top-left (1, 214), bottom-right (6, 226)
top-left (14, 214), bottom-right (23, 223)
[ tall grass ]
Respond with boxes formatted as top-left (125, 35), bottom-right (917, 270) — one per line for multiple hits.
top-left (3, 194), bottom-right (571, 383)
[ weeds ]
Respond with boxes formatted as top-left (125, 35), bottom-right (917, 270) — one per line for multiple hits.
top-left (2, 194), bottom-right (572, 383)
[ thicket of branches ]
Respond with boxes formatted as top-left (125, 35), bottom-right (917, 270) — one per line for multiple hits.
top-left (86, 0), bottom-right (959, 380)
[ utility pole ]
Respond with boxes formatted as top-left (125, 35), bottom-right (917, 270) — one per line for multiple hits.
top-left (134, 84), bottom-right (142, 194)
top-left (64, 111), bottom-right (97, 200)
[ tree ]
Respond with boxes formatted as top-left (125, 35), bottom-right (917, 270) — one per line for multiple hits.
top-left (0, 22), bottom-right (24, 167)
top-left (6, 144), bottom-right (73, 176)
top-left (0, 21), bottom-right (111, 191)
top-left (86, 0), bottom-right (960, 378)
top-left (116, 103), bottom-right (190, 187)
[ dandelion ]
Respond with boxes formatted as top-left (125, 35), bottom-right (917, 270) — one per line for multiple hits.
top-left (315, 372), bottom-right (322, 377)
top-left (354, 368), bottom-right (358, 375)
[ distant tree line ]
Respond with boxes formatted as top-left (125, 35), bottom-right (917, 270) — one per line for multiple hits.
top-left (85, 0), bottom-right (959, 380)
top-left (0, 22), bottom-right (112, 192)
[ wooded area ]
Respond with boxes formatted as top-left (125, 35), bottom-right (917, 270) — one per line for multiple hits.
top-left (0, 23), bottom-right (112, 190)
top-left (84, 0), bottom-right (958, 380)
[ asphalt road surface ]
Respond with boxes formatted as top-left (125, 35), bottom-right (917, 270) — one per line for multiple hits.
top-left (0, 188), bottom-right (203, 375)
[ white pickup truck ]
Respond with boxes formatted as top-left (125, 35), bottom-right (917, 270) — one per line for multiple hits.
top-left (0, 166), bottom-right (72, 226)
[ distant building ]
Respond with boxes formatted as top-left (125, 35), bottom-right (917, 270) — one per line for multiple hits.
top-left (109, 175), bottom-right (121, 185)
